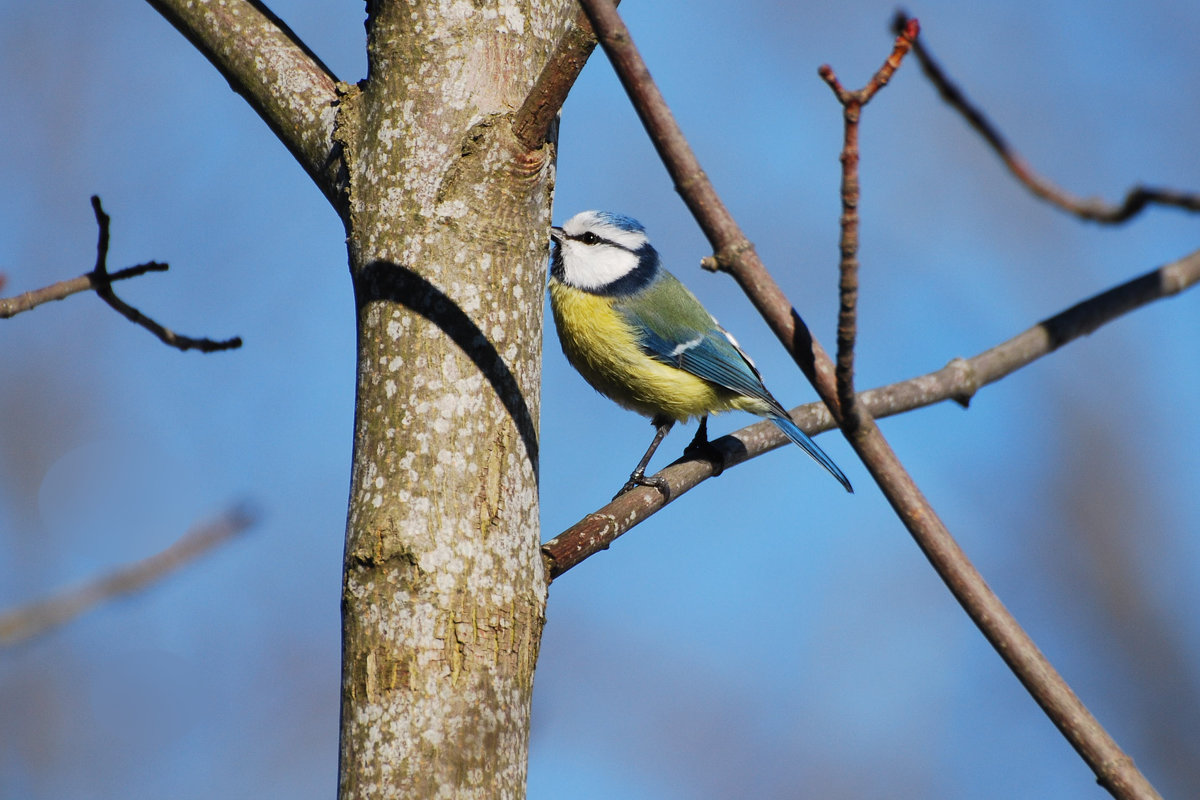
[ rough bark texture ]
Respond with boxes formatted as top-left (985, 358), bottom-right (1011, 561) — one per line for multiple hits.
top-left (143, 1), bottom-right (573, 795)
top-left (332, 3), bottom-right (571, 798)
top-left (144, 0), bottom-right (343, 209)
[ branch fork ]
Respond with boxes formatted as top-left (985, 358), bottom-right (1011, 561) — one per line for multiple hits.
top-left (0, 196), bottom-right (242, 352)
top-left (564, 4), bottom-right (1178, 797)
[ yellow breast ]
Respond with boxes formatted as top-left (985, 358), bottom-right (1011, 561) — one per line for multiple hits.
top-left (548, 279), bottom-right (743, 422)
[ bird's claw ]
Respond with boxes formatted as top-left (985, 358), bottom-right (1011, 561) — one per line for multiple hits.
top-left (682, 437), bottom-right (725, 477)
top-left (615, 472), bottom-right (671, 501)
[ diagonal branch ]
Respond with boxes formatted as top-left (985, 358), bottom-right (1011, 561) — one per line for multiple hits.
top-left (144, 0), bottom-right (344, 213)
top-left (513, 1), bottom-right (620, 150)
top-left (571, 3), bottom-right (1166, 798)
top-left (0, 505), bottom-right (255, 645)
top-left (892, 10), bottom-right (1200, 224)
top-left (544, 247), bottom-right (1200, 576)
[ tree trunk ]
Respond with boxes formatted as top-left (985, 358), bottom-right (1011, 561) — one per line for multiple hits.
top-left (335, 3), bottom-right (569, 797)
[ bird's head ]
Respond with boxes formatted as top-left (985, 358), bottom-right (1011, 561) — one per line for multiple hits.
top-left (550, 210), bottom-right (660, 295)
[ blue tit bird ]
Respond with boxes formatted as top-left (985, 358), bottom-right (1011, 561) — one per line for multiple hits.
top-left (548, 210), bottom-right (852, 497)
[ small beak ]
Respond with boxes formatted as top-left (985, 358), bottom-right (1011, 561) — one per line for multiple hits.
top-left (549, 226), bottom-right (564, 244)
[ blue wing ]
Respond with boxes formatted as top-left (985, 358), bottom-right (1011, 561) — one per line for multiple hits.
top-left (617, 270), bottom-right (854, 493)
top-left (616, 271), bottom-right (776, 405)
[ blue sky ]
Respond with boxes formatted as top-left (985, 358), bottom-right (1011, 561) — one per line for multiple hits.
top-left (2, 1), bottom-right (1198, 798)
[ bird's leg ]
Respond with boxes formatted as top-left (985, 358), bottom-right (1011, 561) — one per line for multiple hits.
top-left (683, 415), bottom-right (711, 454)
top-left (682, 415), bottom-right (725, 477)
top-left (616, 416), bottom-right (674, 499)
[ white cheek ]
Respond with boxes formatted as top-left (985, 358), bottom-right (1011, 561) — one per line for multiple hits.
top-left (563, 242), bottom-right (639, 291)
top-left (600, 227), bottom-right (648, 251)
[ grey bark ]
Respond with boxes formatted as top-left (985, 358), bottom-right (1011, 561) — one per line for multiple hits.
top-left (145, 1), bottom-right (574, 796)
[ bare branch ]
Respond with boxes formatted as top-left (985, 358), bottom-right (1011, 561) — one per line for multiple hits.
top-left (544, 247), bottom-right (1200, 577)
top-left (144, 0), bottom-right (344, 212)
top-left (571, 4), bottom-right (1165, 797)
top-left (0, 261), bottom-right (167, 319)
top-left (0, 506), bottom-right (255, 645)
top-left (892, 10), bottom-right (1200, 224)
top-left (3, 197), bottom-right (242, 352)
top-left (818, 19), bottom-right (919, 424)
top-left (819, 18), bottom-right (917, 106)
top-left (98, 197), bottom-right (243, 351)
top-left (513, 2), bottom-right (620, 150)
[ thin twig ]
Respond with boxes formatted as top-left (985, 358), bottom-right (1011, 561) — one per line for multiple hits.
top-left (571, 3), bottom-right (1164, 797)
top-left (90, 197), bottom-right (241, 352)
top-left (2, 197), bottom-right (242, 352)
top-left (819, 18), bottom-right (919, 425)
top-left (0, 506), bottom-right (256, 645)
top-left (0, 262), bottom-right (167, 319)
top-left (512, 2), bottom-right (620, 150)
top-left (892, 10), bottom-right (1200, 224)
top-left (544, 247), bottom-right (1200, 576)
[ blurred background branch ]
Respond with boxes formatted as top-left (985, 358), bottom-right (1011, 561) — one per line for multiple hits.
top-left (0, 505), bottom-right (255, 646)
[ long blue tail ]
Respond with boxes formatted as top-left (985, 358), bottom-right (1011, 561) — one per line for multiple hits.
top-left (768, 413), bottom-right (853, 493)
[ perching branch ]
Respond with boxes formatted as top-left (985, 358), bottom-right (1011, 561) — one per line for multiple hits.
top-left (3, 197), bottom-right (243, 352)
top-left (570, 4), bottom-right (1165, 798)
top-left (544, 246), bottom-right (1200, 576)
top-left (144, 0), bottom-right (344, 213)
top-left (892, 10), bottom-right (1200, 224)
top-left (0, 506), bottom-right (255, 645)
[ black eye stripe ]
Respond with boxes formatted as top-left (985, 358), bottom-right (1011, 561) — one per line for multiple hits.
top-left (568, 231), bottom-right (633, 251)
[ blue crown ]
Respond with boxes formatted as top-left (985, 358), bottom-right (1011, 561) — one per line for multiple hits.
top-left (594, 211), bottom-right (645, 233)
